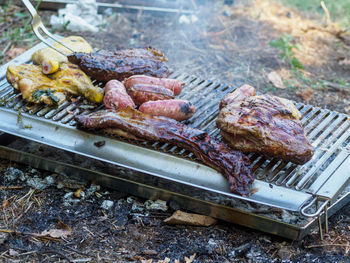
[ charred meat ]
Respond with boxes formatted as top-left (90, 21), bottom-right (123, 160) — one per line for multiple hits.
top-left (216, 86), bottom-right (314, 164)
top-left (75, 108), bottom-right (253, 195)
top-left (68, 48), bottom-right (170, 82)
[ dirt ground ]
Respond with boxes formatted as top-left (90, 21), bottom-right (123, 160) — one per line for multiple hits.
top-left (0, 0), bottom-right (350, 262)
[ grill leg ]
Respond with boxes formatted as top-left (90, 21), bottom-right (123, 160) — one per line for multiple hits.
top-left (317, 200), bottom-right (324, 240)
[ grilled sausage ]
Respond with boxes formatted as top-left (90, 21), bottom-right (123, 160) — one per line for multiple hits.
top-left (127, 84), bottom-right (174, 105)
top-left (123, 75), bottom-right (183, 95)
top-left (104, 80), bottom-right (135, 110)
top-left (139, 99), bottom-right (195, 121)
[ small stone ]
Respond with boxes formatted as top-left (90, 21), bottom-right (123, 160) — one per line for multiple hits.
top-left (4, 167), bottom-right (25, 182)
top-left (206, 238), bottom-right (218, 254)
top-left (131, 201), bottom-right (145, 212)
top-left (57, 182), bottom-right (64, 189)
top-left (230, 243), bottom-right (251, 258)
top-left (9, 248), bottom-right (19, 257)
top-left (278, 247), bottom-right (292, 261)
top-left (86, 184), bottom-right (101, 197)
top-left (101, 200), bottom-right (114, 210)
top-left (26, 176), bottom-right (49, 190)
top-left (144, 199), bottom-right (167, 211)
top-left (126, 196), bottom-right (136, 203)
top-left (63, 192), bottom-right (74, 200)
top-left (246, 246), bottom-right (262, 259)
top-left (44, 176), bottom-right (55, 185)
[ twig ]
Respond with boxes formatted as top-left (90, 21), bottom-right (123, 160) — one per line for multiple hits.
top-left (0, 229), bottom-right (60, 241)
top-left (63, 246), bottom-right (92, 257)
top-left (321, 80), bottom-right (350, 94)
top-left (2, 42), bottom-right (11, 55)
top-left (305, 243), bottom-right (350, 248)
top-left (0, 186), bottom-right (24, 190)
top-left (320, 1), bottom-right (331, 26)
top-left (41, 249), bottom-right (73, 263)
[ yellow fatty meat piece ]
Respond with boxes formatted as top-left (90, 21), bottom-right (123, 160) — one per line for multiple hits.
top-left (6, 63), bottom-right (104, 105)
top-left (31, 36), bottom-right (93, 66)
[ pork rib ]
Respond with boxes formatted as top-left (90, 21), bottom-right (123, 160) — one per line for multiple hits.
top-left (68, 48), bottom-right (170, 82)
top-left (75, 109), bottom-right (254, 196)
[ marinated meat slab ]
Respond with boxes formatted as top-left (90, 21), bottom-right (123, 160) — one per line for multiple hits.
top-left (6, 63), bottom-right (104, 105)
top-left (75, 109), bottom-right (254, 196)
top-left (68, 48), bottom-right (170, 82)
top-left (217, 86), bottom-right (314, 164)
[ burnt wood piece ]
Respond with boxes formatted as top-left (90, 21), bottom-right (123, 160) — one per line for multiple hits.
top-left (75, 109), bottom-right (254, 196)
top-left (68, 48), bottom-right (170, 82)
top-left (217, 87), bottom-right (314, 165)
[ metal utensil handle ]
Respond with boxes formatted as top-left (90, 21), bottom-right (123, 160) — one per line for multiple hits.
top-left (21, 0), bottom-right (38, 18)
top-left (21, 0), bottom-right (74, 56)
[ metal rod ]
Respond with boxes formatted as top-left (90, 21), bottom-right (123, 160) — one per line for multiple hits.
top-left (324, 204), bottom-right (329, 234)
top-left (317, 200), bottom-right (324, 240)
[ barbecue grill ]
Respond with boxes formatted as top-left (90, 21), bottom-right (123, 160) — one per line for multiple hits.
top-left (0, 42), bottom-right (349, 240)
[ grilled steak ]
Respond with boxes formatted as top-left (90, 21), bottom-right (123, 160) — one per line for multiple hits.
top-left (68, 48), bottom-right (170, 82)
top-left (217, 86), bottom-right (314, 164)
top-left (75, 109), bottom-right (254, 196)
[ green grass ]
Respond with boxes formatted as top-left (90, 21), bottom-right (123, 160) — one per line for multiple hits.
top-left (277, 0), bottom-right (350, 30)
top-left (269, 35), bottom-right (304, 71)
top-left (0, 2), bottom-right (42, 47)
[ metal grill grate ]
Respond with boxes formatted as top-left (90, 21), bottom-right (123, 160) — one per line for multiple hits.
top-left (0, 43), bottom-right (349, 214)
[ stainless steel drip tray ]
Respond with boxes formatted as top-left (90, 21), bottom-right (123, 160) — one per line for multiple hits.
top-left (0, 107), bottom-right (311, 211)
top-left (1, 134), bottom-right (349, 240)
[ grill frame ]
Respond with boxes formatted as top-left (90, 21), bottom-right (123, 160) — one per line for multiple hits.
top-left (0, 42), bottom-right (349, 239)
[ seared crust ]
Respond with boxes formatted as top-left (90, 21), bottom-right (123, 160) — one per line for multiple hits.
top-left (68, 48), bottom-right (170, 82)
top-left (217, 91), bottom-right (314, 164)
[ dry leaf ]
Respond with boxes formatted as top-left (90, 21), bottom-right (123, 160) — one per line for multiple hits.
top-left (174, 260), bottom-right (181, 263)
top-left (268, 71), bottom-right (286, 89)
top-left (1, 200), bottom-right (9, 209)
top-left (297, 88), bottom-right (313, 103)
top-left (5, 46), bottom-right (27, 60)
top-left (141, 260), bottom-right (152, 263)
top-left (39, 228), bottom-right (71, 239)
top-left (184, 253), bottom-right (196, 263)
top-left (74, 189), bottom-right (83, 198)
top-left (58, 219), bottom-right (70, 230)
top-left (38, 220), bottom-right (72, 239)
